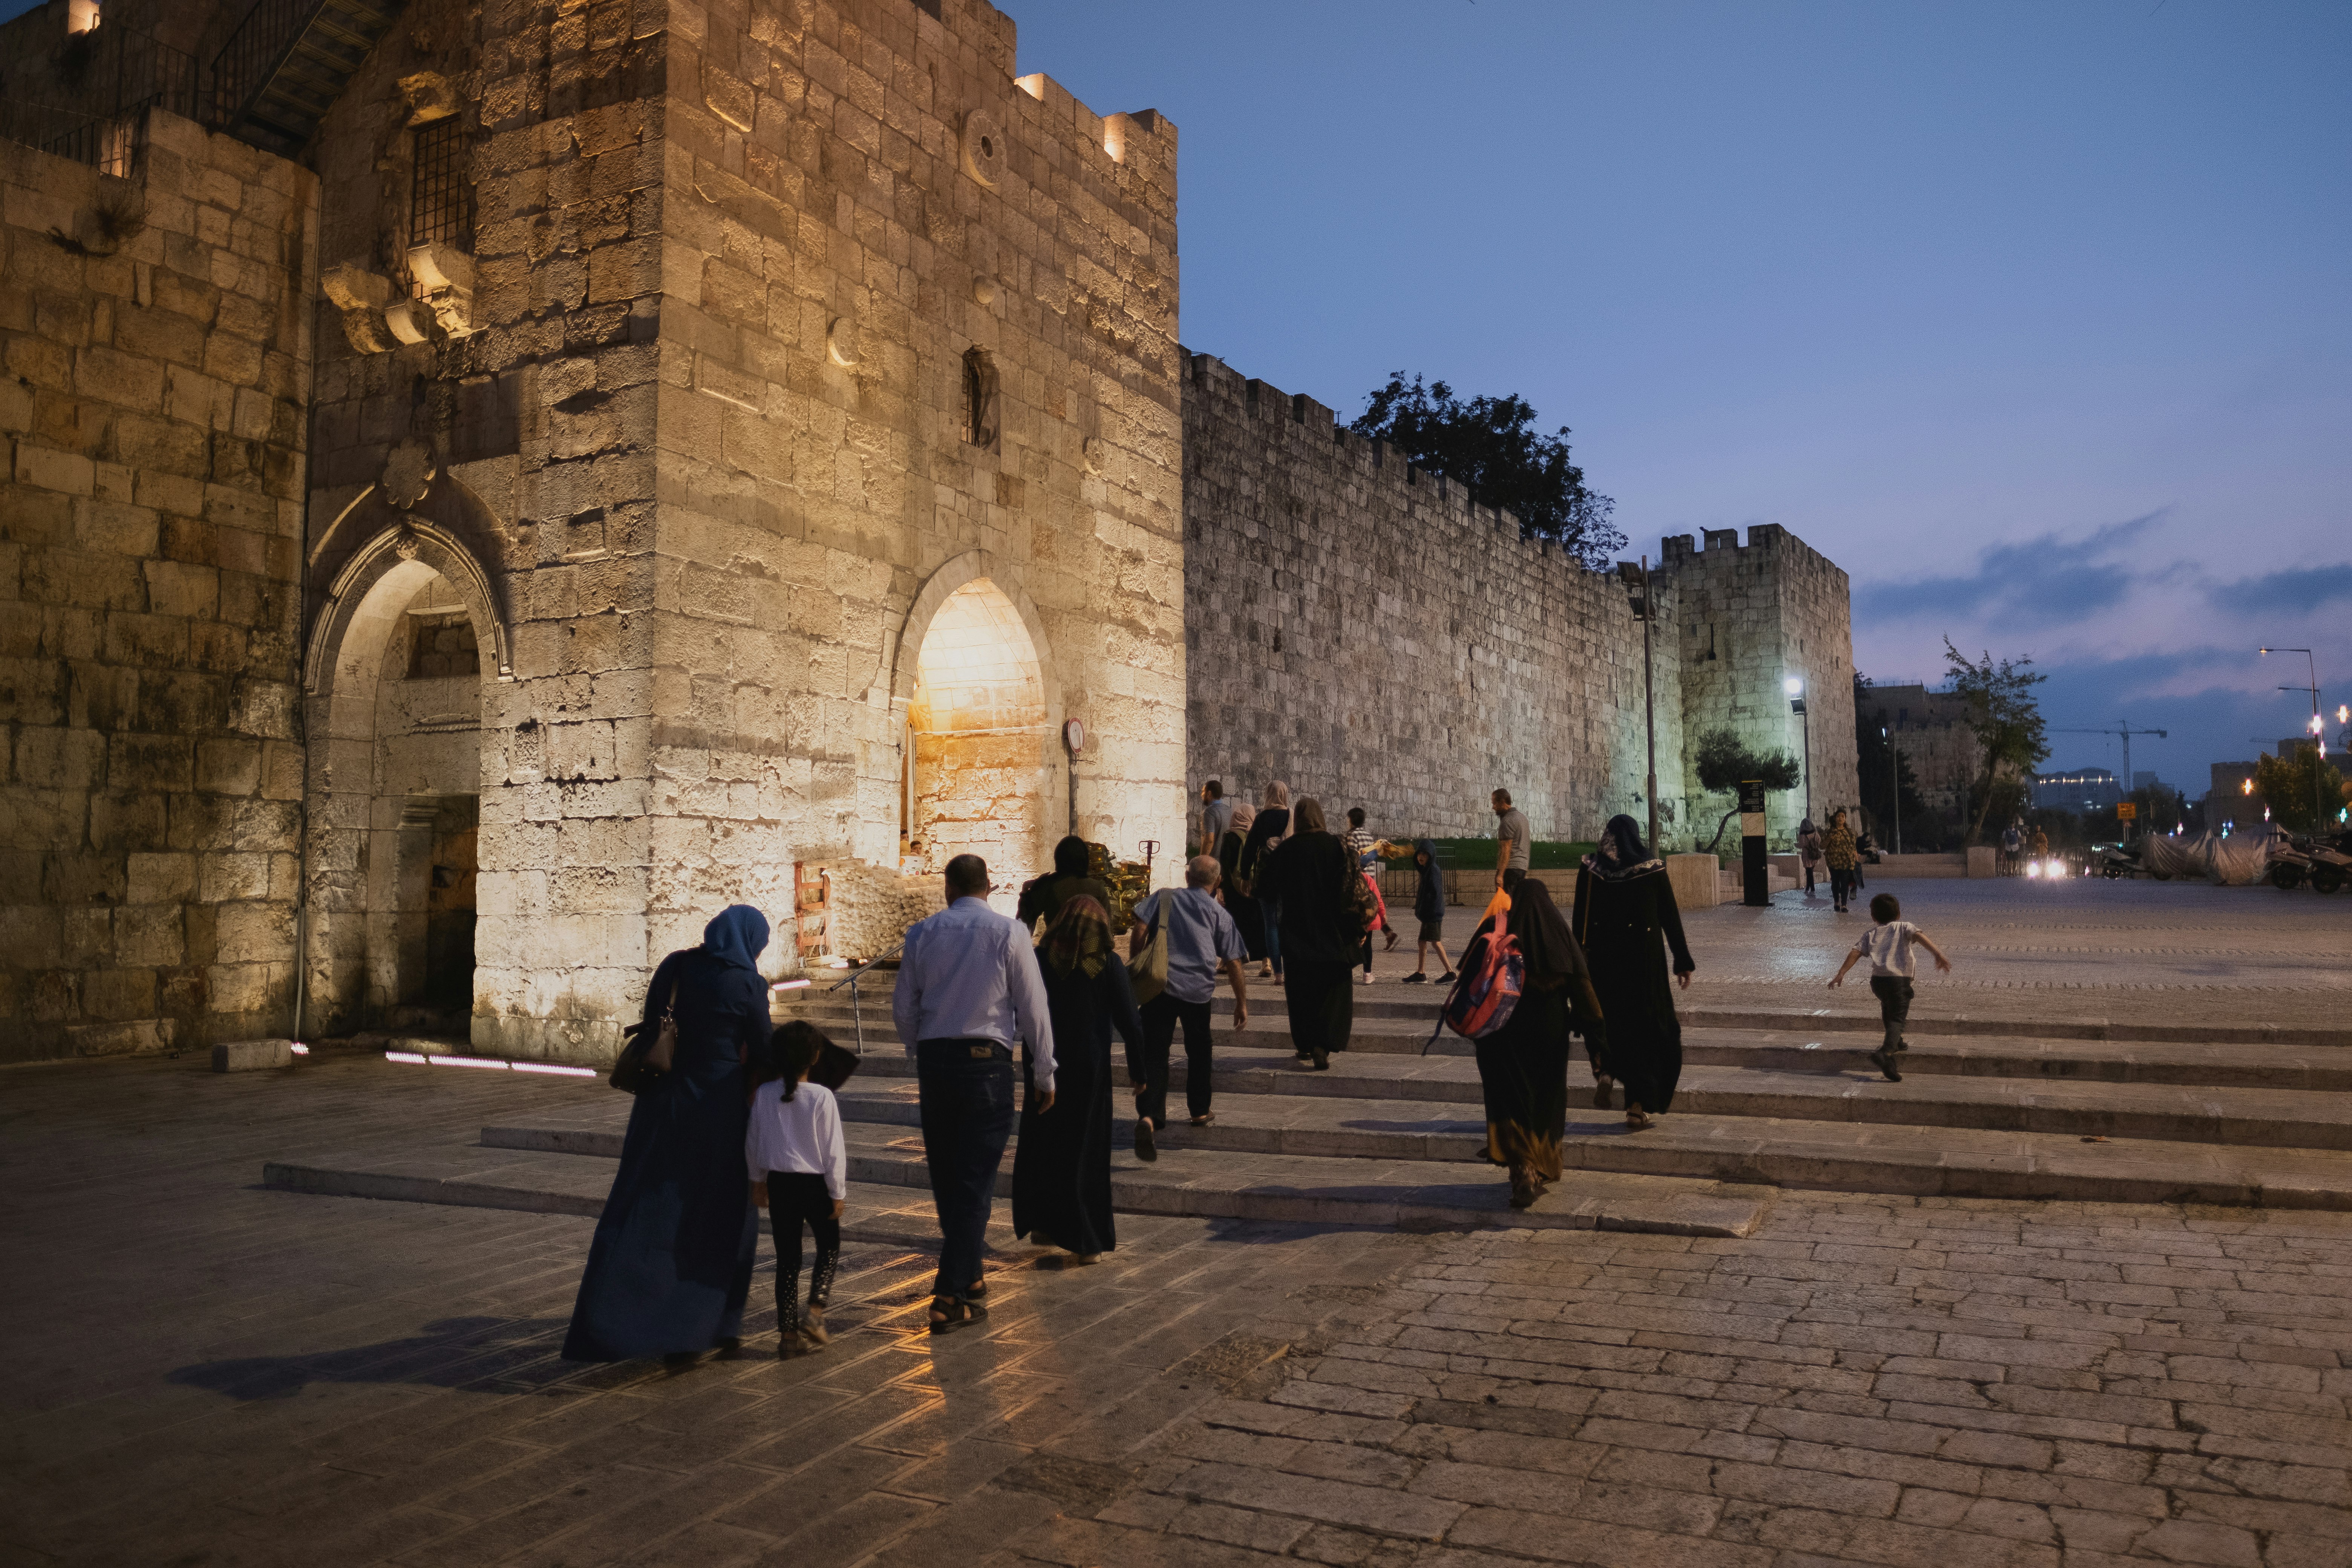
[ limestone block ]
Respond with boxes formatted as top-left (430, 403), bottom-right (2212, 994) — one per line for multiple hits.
top-left (1967, 846), bottom-right (1997, 878)
top-left (210, 1037), bottom-right (294, 1072)
top-left (1666, 854), bottom-right (1720, 911)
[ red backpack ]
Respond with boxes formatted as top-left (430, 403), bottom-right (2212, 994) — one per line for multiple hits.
top-left (1432, 929), bottom-right (1524, 1047)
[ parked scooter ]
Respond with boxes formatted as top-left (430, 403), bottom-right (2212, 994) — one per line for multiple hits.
top-left (2268, 833), bottom-right (2347, 893)
top-left (2099, 843), bottom-right (2145, 880)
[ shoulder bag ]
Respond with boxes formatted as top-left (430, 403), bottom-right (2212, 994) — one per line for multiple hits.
top-left (609, 974), bottom-right (682, 1093)
top-left (1129, 896), bottom-right (1171, 1007)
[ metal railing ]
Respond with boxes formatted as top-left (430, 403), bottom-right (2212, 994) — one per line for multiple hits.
top-left (208, 0), bottom-right (312, 136)
top-left (0, 24), bottom-right (202, 176)
top-left (819, 939), bottom-right (904, 1057)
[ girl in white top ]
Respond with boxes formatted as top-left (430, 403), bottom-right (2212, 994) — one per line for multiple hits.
top-left (747, 1021), bottom-right (848, 1353)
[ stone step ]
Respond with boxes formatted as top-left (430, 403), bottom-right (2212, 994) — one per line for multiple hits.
top-left (480, 1092), bottom-right (2352, 1211)
top-left (777, 1012), bottom-right (2352, 1091)
top-left (268, 1127), bottom-right (1766, 1238)
top-left (809, 1042), bottom-right (2352, 1149)
top-left (784, 990), bottom-right (2352, 1047)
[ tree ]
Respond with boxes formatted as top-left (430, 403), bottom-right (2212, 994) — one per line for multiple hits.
top-left (1350, 373), bottom-right (1625, 567)
top-left (2252, 747), bottom-right (2350, 835)
top-left (1942, 639), bottom-right (2049, 846)
top-left (1691, 727), bottom-right (1800, 850)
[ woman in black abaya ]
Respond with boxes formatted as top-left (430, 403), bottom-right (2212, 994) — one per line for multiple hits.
top-left (563, 905), bottom-right (771, 1363)
top-left (1011, 896), bottom-right (1142, 1262)
top-left (1573, 815), bottom-right (1696, 1130)
top-left (1464, 879), bottom-right (1605, 1209)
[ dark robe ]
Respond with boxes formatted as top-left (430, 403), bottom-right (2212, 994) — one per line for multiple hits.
top-left (1465, 882), bottom-right (1605, 1186)
top-left (1017, 873), bottom-right (1110, 931)
top-left (1012, 953), bottom-right (1143, 1255)
top-left (1263, 828), bottom-right (1362, 1061)
top-left (562, 948), bottom-right (768, 1360)
top-left (1216, 828), bottom-right (1264, 959)
top-left (1572, 862), bottom-right (1695, 1115)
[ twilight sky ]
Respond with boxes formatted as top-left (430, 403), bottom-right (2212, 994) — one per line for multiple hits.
top-left (25, 1), bottom-right (2344, 790)
top-left (1011, 0), bottom-right (2352, 794)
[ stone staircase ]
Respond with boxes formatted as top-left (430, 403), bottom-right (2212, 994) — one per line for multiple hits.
top-left (265, 971), bottom-right (2352, 1246)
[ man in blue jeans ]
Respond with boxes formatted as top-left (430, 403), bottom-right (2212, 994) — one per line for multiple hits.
top-left (891, 854), bottom-right (1055, 1335)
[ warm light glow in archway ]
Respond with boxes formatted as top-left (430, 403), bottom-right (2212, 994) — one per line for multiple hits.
top-left (908, 579), bottom-right (1050, 894)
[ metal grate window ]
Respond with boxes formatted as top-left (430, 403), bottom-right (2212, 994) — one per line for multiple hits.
top-left (409, 115), bottom-right (472, 250)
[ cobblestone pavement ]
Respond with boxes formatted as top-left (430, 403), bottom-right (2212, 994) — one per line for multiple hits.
top-left (1671, 877), bottom-right (2350, 1032)
top-left (7, 1050), bottom-right (2352, 1566)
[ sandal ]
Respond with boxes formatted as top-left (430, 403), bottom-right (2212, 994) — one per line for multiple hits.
top-left (928, 1294), bottom-right (982, 1335)
top-left (1591, 1076), bottom-right (1614, 1110)
top-left (1189, 1112), bottom-right (1214, 1127)
top-left (1626, 1104), bottom-right (1654, 1131)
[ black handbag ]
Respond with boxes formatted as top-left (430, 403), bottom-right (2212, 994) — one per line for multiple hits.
top-left (807, 1035), bottom-right (860, 1092)
top-left (608, 977), bottom-right (681, 1093)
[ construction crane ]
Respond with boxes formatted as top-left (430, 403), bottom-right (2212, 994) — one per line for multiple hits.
top-left (2052, 722), bottom-right (2168, 804)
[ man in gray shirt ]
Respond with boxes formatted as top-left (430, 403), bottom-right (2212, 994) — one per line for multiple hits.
top-left (1492, 788), bottom-right (1531, 890)
top-left (1199, 780), bottom-right (1234, 854)
top-left (1126, 855), bottom-right (1248, 1160)
top-left (891, 854), bottom-right (1054, 1333)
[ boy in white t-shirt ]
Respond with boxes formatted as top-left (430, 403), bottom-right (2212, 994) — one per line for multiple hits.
top-left (748, 1021), bottom-right (848, 1354)
top-left (1828, 893), bottom-right (1952, 1082)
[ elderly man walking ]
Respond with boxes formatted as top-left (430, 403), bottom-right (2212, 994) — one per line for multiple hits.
top-left (892, 854), bottom-right (1056, 1335)
top-left (1127, 855), bottom-right (1250, 1160)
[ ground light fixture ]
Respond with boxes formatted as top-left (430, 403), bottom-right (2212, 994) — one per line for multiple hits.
top-left (384, 1050), bottom-right (598, 1076)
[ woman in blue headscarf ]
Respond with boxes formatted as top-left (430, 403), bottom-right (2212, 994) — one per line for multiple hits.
top-left (564, 905), bottom-right (774, 1363)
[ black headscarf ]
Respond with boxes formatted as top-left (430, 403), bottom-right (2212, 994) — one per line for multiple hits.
top-left (1052, 835), bottom-right (1091, 878)
top-left (1505, 879), bottom-right (1588, 986)
top-left (1583, 814), bottom-right (1664, 882)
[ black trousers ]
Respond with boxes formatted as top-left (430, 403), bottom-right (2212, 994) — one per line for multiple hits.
top-left (1869, 975), bottom-right (1913, 1052)
top-left (1283, 959), bottom-right (1355, 1064)
top-left (915, 1040), bottom-right (1016, 1299)
top-left (1137, 993), bottom-right (1214, 1125)
top-left (1830, 868), bottom-right (1857, 908)
top-left (766, 1171), bottom-right (841, 1318)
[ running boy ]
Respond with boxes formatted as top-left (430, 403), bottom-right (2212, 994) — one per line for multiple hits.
top-left (748, 1021), bottom-right (848, 1354)
top-left (1827, 892), bottom-right (1952, 1082)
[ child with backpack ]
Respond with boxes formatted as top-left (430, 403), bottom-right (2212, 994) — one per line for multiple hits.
top-left (747, 1021), bottom-right (848, 1354)
top-left (1828, 893), bottom-right (1952, 1081)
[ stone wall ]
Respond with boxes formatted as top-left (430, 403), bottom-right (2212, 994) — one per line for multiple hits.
top-left (0, 110), bottom-right (317, 1063)
top-left (1181, 356), bottom-right (1864, 854)
top-left (1857, 681), bottom-right (1981, 821)
top-left (1181, 353), bottom-right (1677, 845)
top-left (641, 0), bottom-right (1186, 1041)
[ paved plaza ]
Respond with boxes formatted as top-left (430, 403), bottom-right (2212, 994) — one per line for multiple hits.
top-left (5, 877), bottom-right (2350, 1567)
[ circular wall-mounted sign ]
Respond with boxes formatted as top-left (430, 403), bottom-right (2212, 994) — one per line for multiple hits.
top-left (1063, 718), bottom-right (1085, 755)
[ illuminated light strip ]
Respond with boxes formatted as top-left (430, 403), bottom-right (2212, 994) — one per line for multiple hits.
top-left (430, 1054), bottom-right (511, 1069)
top-left (386, 1050), bottom-right (430, 1064)
top-left (512, 1061), bottom-right (598, 1076)
top-left (771, 978), bottom-right (811, 991)
top-left (384, 1049), bottom-right (597, 1078)
top-left (290, 1043), bottom-right (310, 1055)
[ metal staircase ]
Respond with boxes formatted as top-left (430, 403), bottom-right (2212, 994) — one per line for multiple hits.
top-left (210, 0), bottom-right (403, 158)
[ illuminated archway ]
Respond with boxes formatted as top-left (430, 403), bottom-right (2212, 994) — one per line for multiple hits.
top-left (906, 577), bottom-right (1052, 891)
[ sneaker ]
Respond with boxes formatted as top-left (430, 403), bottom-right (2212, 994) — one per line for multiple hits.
top-left (1402, 972), bottom-right (1428, 985)
top-left (1869, 1048), bottom-right (1902, 1082)
top-left (1134, 1119), bottom-right (1157, 1162)
top-left (801, 1303), bottom-right (830, 1347)
top-left (1436, 971), bottom-right (1456, 983)
top-left (1891, 1039), bottom-right (1910, 1054)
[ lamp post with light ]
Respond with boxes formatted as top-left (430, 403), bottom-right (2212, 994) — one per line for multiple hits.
top-left (1786, 677), bottom-right (1810, 829)
top-left (2260, 646), bottom-right (2324, 831)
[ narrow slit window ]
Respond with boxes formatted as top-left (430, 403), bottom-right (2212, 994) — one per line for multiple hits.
top-left (410, 116), bottom-right (473, 250)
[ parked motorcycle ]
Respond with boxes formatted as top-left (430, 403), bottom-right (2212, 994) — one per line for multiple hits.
top-left (2268, 833), bottom-right (2347, 894)
top-left (2099, 844), bottom-right (2145, 880)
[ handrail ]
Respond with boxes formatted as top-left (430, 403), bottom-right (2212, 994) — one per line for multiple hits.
top-left (819, 939), bottom-right (903, 1057)
top-left (209, 0), bottom-right (316, 136)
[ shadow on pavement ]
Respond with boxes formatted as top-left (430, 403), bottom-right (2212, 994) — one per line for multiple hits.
top-left (168, 1315), bottom-right (576, 1402)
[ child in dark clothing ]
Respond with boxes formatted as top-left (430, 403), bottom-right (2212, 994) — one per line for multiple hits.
top-left (1402, 838), bottom-right (1454, 983)
top-left (747, 1021), bottom-right (848, 1354)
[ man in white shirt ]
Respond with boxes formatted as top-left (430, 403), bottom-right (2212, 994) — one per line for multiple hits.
top-left (892, 854), bottom-right (1055, 1332)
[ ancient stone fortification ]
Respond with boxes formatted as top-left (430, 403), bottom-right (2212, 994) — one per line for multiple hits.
top-left (3, 0), bottom-right (1854, 1067)
top-left (1183, 354), bottom-right (1858, 849)
top-left (0, 113), bottom-right (317, 1062)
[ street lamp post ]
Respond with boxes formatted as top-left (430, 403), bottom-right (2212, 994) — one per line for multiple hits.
top-left (1883, 725), bottom-right (1902, 854)
top-left (1786, 677), bottom-right (1810, 828)
top-left (1617, 559), bottom-right (1660, 853)
top-left (2260, 646), bottom-right (2324, 831)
